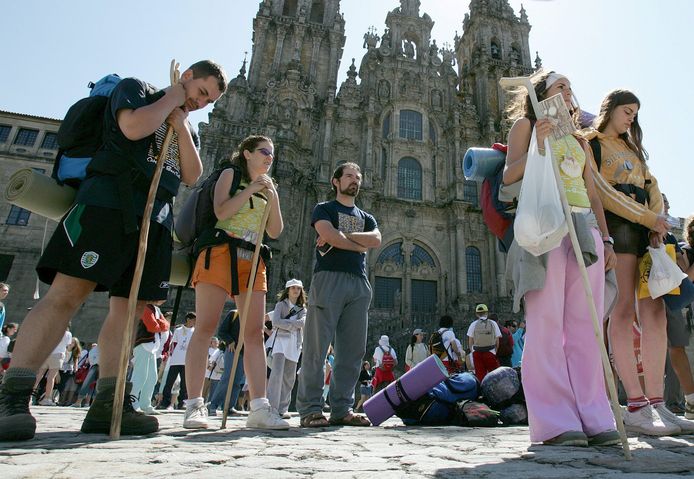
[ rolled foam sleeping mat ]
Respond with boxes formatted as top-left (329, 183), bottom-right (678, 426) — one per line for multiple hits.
top-left (169, 249), bottom-right (191, 287)
top-left (462, 147), bottom-right (506, 181)
top-left (4, 168), bottom-right (76, 221)
top-left (363, 354), bottom-right (449, 426)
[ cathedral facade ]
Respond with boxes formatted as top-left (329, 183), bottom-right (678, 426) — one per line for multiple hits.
top-left (196, 0), bottom-right (536, 349)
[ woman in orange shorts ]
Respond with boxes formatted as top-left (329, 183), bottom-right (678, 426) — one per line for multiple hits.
top-left (182, 135), bottom-right (286, 430)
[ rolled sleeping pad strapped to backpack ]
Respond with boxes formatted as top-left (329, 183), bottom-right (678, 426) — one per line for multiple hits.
top-left (363, 354), bottom-right (448, 426)
top-left (169, 248), bottom-right (191, 287)
top-left (463, 147), bottom-right (506, 181)
top-left (4, 168), bottom-right (76, 221)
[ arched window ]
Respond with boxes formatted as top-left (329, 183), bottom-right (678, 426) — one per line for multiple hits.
top-left (399, 110), bottom-right (422, 140)
top-left (382, 112), bottom-right (391, 139)
top-left (283, 0), bottom-right (298, 16)
top-left (374, 242), bottom-right (404, 309)
top-left (490, 39), bottom-right (501, 59)
top-left (466, 247), bottom-right (482, 293)
top-left (411, 279), bottom-right (436, 314)
top-left (377, 242), bottom-right (405, 266)
top-left (464, 180), bottom-right (478, 206)
top-left (411, 245), bottom-right (435, 268)
top-left (398, 157), bottom-right (422, 200)
top-left (309, 0), bottom-right (324, 23)
top-left (381, 147), bottom-right (387, 179)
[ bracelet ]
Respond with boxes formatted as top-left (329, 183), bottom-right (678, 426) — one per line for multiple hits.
top-left (602, 235), bottom-right (614, 246)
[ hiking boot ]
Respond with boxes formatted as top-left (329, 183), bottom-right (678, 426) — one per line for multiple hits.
top-left (542, 431), bottom-right (588, 447)
top-left (588, 429), bottom-right (621, 446)
top-left (80, 382), bottom-right (159, 435)
top-left (654, 403), bottom-right (694, 434)
top-left (623, 405), bottom-right (680, 436)
top-left (246, 405), bottom-right (290, 430)
top-left (183, 402), bottom-right (209, 429)
top-left (0, 376), bottom-right (37, 441)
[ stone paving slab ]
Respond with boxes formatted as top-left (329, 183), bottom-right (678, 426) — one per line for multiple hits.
top-left (0, 406), bottom-right (693, 478)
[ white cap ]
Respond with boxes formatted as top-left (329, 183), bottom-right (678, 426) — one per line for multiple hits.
top-left (285, 279), bottom-right (304, 289)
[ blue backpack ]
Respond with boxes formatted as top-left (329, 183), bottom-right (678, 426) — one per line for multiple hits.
top-left (396, 372), bottom-right (479, 426)
top-left (53, 74), bottom-right (122, 187)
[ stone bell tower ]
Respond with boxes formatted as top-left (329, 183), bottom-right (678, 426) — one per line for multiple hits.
top-left (455, 0), bottom-right (534, 143)
top-left (196, 0), bottom-right (346, 295)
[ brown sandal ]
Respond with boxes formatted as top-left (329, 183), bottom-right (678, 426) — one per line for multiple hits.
top-left (300, 412), bottom-right (330, 428)
top-left (329, 412), bottom-right (371, 427)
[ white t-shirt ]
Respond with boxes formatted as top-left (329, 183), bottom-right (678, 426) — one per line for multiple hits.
top-left (51, 330), bottom-right (73, 356)
top-left (88, 345), bottom-right (100, 366)
top-left (438, 328), bottom-right (459, 360)
top-left (0, 336), bottom-right (10, 358)
top-left (466, 318), bottom-right (502, 354)
top-left (373, 345), bottom-right (398, 367)
top-left (169, 326), bottom-right (194, 366)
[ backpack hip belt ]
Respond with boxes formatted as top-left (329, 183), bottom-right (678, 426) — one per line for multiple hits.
top-left (196, 229), bottom-right (272, 296)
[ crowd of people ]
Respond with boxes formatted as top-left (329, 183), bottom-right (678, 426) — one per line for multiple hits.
top-left (0, 60), bottom-right (693, 453)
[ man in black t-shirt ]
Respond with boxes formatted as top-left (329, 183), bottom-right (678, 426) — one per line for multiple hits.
top-left (0, 60), bottom-right (227, 441)
top-left (296, 162), bottom-right (381, 427)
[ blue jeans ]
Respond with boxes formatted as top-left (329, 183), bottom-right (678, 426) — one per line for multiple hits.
top-left (209, 350), bottom-right (245, 411)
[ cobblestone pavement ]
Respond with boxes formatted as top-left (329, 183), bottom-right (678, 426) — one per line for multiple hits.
top-left (1, 406), bottom-right (694, 478)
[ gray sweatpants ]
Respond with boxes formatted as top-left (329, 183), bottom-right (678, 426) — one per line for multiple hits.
top-left (267, 353), bottom-right (298, 414)
top-left (296, 270), bottom-right (371, 419)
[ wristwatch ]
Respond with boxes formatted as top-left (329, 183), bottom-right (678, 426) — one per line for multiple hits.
top-left (602, 236), bottom-right (614, 246)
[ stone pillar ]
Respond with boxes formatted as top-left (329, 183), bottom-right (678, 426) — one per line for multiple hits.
top-left (309, 34), bottom-right (323, 81)
top-left (272, 26), bottom-right (288, 73)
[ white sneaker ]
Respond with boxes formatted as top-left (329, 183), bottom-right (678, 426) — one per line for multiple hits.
top-left (141, 407), bottom-right (161, 416)
top-left (685, 400), bottom-right (694, 420)
top-left (654, 404), bottom-right (694, 434)
top-left (246, 405), bottom-right (290, 430)
top-left (38, 398), bottom-right (56, 406)
top-left (183, 403), bottom-right (209, 429)
top-left (623, 405), bottom-right (680, 436)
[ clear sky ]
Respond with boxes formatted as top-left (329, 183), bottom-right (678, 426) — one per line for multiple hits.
top-left (2, 0), bottom-right (691, 217)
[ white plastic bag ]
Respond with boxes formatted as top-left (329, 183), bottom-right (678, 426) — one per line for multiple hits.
top-left (513, 129), bottom-right (567, 256)
top-left (647, 245), bottom-right (687, 299)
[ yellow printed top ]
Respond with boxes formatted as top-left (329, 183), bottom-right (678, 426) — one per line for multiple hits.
top-left (549, 134), bottom-right (590, 208)
top-left (582, 129), bottom-right (662, 229)
top-left (215, 181), bottom-right (268, 245)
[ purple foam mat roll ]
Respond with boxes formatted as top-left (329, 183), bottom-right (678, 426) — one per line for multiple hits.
top-left (363, 355), bottom-right (448, 426)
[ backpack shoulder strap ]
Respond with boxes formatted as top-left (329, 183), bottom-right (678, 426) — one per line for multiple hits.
top-left (589, 137), bottom-right (602, 170)
top-left (228, 164), bottom-right (242, 197)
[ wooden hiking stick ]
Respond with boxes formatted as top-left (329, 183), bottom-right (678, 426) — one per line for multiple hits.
top-left (110, 59), bottom-right (180, 439)
top-left (221, 198), bottom-right (273, 429)
top-left (500, 76), bottom-right (631, 460)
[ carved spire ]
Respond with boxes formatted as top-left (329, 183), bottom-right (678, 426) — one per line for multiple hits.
top-left (519, 4), bottom-right (528, 23)
top-left (534, 51), bottom-right (543, 70)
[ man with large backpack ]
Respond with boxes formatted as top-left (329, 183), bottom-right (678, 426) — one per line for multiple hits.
top-left (0, 60), bottom-right (227, 441)
top-left (466, 304), bottom-right (502, 382)
top-left (429, 315), bottom-right (464, 374)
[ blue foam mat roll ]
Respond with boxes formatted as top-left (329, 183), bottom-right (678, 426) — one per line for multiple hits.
top-left (463, 147), bottom-right (505, 181)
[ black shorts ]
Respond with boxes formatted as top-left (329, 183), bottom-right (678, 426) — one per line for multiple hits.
top-left (666, 308), bottom-right (691, 348)
top-left (606, 212), bottom-right (649, 257)
top-left (37, 204), bottom-right (172, 301)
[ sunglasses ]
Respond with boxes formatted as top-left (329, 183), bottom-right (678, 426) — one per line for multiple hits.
top-left (255, 147), bottom-right (274, 158)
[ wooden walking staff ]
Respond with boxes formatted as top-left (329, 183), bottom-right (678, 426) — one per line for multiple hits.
top-left (221, 200), bottom-right (273, 429)
top-left (110, 59), bottom-right (181, 439)
top-left (499, 76), bottom-right (632, 460)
